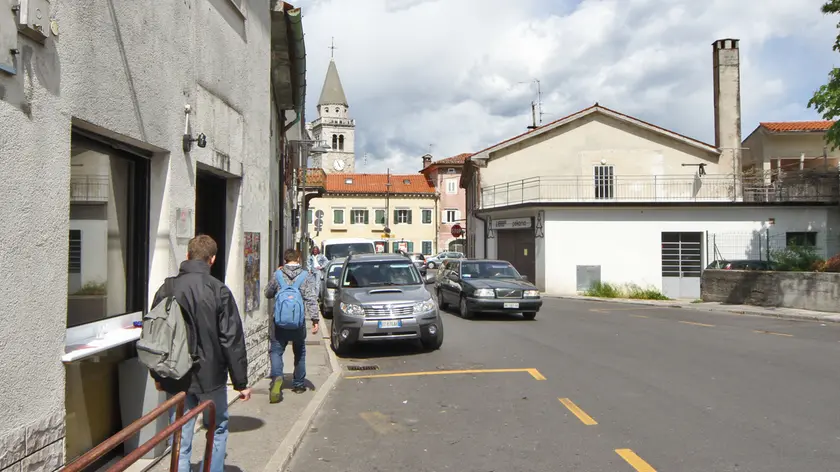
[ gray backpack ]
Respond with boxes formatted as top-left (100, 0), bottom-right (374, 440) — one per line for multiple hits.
top-left (136, 278), bottom-right (194, 380)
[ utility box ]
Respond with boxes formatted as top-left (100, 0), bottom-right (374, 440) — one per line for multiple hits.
top-left (14, 0), bottom-right (51, 43)
top-left (576, 265), bottom-right (601, 292)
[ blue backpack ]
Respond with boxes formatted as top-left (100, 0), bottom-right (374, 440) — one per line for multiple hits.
top-left (274, 270), bottom-right (308, 329)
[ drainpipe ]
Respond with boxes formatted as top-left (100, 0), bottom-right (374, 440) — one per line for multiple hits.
top-left (283, 6), bottom-right (306, 133)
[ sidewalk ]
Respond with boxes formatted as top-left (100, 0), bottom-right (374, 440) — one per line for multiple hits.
top-left (142, 328), bottom-right (340, 472)
top-left (551, 295), bottom-right (840, 324)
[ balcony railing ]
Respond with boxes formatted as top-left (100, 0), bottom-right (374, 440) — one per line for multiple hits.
top-left (311, 117), bottom-right (355, 127)
top-left (70, 175), bottom-right (110, 202)
top-left (479, 171), bottom-right (840, 209)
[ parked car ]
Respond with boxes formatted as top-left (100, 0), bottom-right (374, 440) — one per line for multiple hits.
top-left (435, 259), bottom-right (542, 320)
top-left (319, 257), bottom-right (346, 319)
top-left (425, 251), bottom-right (464, 269)
top-left (407, 252), bottom-right (427, 276)
top-left (327, 253), bottom-right (443, 355)
top-left (320, 238), bottom-right (376, 260)
top-left (706, 259), bottom-right (773, 270)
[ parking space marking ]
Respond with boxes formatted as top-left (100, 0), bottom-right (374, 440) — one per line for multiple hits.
top-left (615, 449), bottom-right (657, 472)
top-left (679, 320), bottom-right (715, 328)
top-left (346, 368), bottom-right (547, 381)
top-left (558, 398), bottom-right (598, 425)
top-left (359, 411), bottom-right (406, 435)
top-left (754, 330), bottom-right (794, 337)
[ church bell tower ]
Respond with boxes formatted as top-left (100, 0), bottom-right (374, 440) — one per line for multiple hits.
top-left (310, 41), bottom-right (355, 174)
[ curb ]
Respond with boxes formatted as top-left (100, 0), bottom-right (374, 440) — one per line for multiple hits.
top-left (550, 296), bottom-right (840, 324)
top-left (262, 334), bottom-right (342, 472)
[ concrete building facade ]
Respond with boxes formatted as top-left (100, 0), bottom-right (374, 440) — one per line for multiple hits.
top-left (0, 1), bottom-right (307, 468)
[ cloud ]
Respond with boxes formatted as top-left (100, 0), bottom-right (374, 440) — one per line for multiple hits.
top-left (297, 0), bottom-right (839, 173)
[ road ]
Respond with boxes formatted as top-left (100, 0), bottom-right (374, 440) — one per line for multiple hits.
top-left (289, 297), bottom-right (840, 471)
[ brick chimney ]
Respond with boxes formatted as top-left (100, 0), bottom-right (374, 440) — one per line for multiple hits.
top-left (422, 153), bottom-right (432, 168)
top-left (712, 38), bottom-right (742, 176)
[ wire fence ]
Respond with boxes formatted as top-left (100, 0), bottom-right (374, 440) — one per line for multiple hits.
top-left (706, 229), bottom-right (840, 263)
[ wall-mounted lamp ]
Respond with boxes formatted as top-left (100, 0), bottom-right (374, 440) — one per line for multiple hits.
top-left (182, 104), bottom-right (207, 152)
top-left (681, 163), bottom-right (707, 176)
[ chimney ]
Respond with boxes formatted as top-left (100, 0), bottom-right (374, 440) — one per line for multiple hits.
top-left (712, 38), bottom-right (742, 176)
top-left (422, 153), bottom-right (432, 168)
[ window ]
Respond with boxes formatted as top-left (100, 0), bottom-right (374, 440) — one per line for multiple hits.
top-left (338, 135), bottom-right (345, 151)
top-left (444, 209), bottom-right (459, 224)
top-left (332, 134), bottom-right (338, 150)
top-left (345, 178), bottom-right (353, 184)
top-left (351, 209), bottom-right (369, 225)
top-left (374, 209), bottom-right (386, 225)
top-left (447, 168), bottom-right (456, 174)
top-left (594, 165), bottom-right (614, 199)
top-left (786, 231), bottom-right (817, 247)
top-left (68, 130), bottom-right (150, 329)
top-left (307, 209), bottom-right (313, 225)
top-left (446, 179), bottom-right (458, 194)
top-left (395, 209), bottom-right (412, 224)
top-left (422, 241), bottom-right (433, 255)
top-left (392, 241), bottom-right (414, 253)
top-left (421, 209), bottom-right (433, 224)
top-left (333, 208), bottom-right (345, 225)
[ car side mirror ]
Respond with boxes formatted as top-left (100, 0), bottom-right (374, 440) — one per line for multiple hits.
top-left (519, 275), bottom-right (529, 282)
top-left (448, 273), bottom-right (460, 282)
top-left (326, 279), bottom-right (339, 289)
top-left (424, 273), bottom-right (436, 284)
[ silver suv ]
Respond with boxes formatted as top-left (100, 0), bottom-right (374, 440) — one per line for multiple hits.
top-left (327, 253), bottom-right (443, 356)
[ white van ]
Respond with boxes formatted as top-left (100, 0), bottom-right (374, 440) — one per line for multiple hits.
top-left (320, 238), bottom-right (376, 260)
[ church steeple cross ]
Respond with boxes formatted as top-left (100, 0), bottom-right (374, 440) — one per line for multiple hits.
top-left (329, 37), bottom-right (337, 59)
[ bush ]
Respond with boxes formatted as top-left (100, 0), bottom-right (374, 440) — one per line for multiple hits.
top-left (819, 253), bottom-right (840, 272)
top-left (74, 282), bottom-right (107, 296)
top-left (770, 245), bottom-right (823, 272)
top-left (584, 281), bottom-right (669, 300)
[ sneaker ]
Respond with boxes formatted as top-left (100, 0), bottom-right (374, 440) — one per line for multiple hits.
top-left (291, 385), bottom-right (307, 394)
top-left (269, 377), bottom-right (283, 403)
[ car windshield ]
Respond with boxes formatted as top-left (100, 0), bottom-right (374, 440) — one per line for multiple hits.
top-left (325, 243), bottom-right (374, 260)
top-left (327, 264), bottom-right (344, 278)
top-left (460, 261), bottom-right (521, 279)
top-left (341, 261), bottom-right (422, 287)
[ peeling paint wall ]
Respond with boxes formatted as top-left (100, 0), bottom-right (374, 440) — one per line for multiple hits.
top-left (0, 0), bottom-right (281, 467)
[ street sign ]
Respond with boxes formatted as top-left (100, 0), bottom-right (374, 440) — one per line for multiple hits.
top-left (451, 224), bottom-right (464, 237)
top-left (315, 210), bottom-right (324, 219)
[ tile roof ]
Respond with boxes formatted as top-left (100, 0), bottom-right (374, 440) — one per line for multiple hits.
top-left (420, 153), bottom-right (472, 172)
top-left (324, 173), bottom-right (436, 195)
top-left (760, 121), bottom-right (835, 133)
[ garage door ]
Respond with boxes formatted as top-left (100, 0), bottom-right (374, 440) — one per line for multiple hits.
top-left (661, 232), bottom-right (703, 299)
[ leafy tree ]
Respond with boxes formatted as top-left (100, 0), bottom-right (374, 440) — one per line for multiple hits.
top-left (808, 0), bottom-right (840, 149)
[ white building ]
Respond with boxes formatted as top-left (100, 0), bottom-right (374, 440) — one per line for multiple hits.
top-left (0, 1), bottom-right (308, 468)
top-left (461, 38), bottom-right (840, 299)
top-left (307, 57), bottom-right (357, 173)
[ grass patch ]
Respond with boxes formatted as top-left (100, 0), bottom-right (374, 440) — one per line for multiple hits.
top-left (691, 299), bottom-right (703, 304)
top-left (584, 281), bottom-right (669, 300)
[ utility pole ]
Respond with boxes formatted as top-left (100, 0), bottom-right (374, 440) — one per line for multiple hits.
top-left (384, 168), bottom-right (392, 252)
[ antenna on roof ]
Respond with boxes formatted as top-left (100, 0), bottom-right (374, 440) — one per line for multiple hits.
top-left (527, 101), bottom-right (538, 130)
top-left (534, 79), bottom-right (543, 124)
top-left (329, 37), bottom-right (337, 59)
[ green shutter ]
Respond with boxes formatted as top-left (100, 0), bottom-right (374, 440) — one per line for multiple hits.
top-left (407, 210), bottom-right (413, 224)
top-left (392, 242), bottom-right (399, 253)
top-left (363, 211), bottom-right (369, 224)
top-left (394, 210), bottom-right (399, 224)
top-left (408, 241), bottom-right (414, 252)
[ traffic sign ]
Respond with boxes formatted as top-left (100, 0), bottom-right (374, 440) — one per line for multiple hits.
top-left (451, 224), bottom-right (464, 237)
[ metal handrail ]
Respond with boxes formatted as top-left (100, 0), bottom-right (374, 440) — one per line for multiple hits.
top-left (62, 392), bottom-right (217, 472)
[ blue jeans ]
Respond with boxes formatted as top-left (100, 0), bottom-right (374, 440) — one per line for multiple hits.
top-left (269, 326), bottom-right (307, 387)
top-left (167, 388), bottom-right (229, 472)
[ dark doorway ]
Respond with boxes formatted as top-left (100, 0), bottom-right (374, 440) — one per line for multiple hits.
top-left (195, 170), bottom-right (227, 282)
top-left (497, 229), bottom-right (535, 282)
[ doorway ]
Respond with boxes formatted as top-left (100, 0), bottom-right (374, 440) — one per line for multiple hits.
top-left (497, 229), bottom-right (536, 282)
top-left (195, 170), bottom-right (227, 282)
top-left (661, 232), bottom-right (703, 299)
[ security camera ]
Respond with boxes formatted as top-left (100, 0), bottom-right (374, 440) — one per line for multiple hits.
top-left (197, 133), bottom-right (207, 148)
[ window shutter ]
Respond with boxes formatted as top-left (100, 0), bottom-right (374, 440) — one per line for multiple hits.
top-left (364, 211), bottom-right (369, 225)
top-left (407, 210), bottom-right (413, 224)
top-left (392, 242), bottom-right (399, 253)
top-left (394, 210), bottom-right (398, 224)
top-left (408, 241), bottom-right (414, 252)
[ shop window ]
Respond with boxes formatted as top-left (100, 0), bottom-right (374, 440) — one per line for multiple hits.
top-left (68, 130), bottom-right (150, 328)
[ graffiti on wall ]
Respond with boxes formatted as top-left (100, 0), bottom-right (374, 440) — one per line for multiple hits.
top-left (244, 232), bottom-right (260, 312)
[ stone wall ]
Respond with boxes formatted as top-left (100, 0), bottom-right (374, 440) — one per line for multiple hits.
top-left (245, 310), bottom-right (271, 385)
top-left (701, 269), bottom-right (840, 313)
top-left (0, 410), bottom-right (64, 472)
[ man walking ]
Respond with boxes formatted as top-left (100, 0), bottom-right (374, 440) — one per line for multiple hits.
top-left (309, 246), bottom-right (328, 293)
top-left (265, 248), bottom-right (321, 403)
top-left (150, 235), bottom-right (251, 472)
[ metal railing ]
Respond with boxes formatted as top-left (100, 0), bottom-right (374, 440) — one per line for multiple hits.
top-left (62, 392), bottom-right (216, 472)
top-left (310, 117), bottom-right (355, 126)
top-left (479, 172), bottom-right (840, 209)
top-left (70, 175), bottom-right (110, 202)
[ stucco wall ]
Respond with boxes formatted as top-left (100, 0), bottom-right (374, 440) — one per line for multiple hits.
top-left (0, 0), bottom-right (279, 467)
top-left (701, 269), bottom-right (840, 313)
top-left (435, 169), bottom-right (467, 252)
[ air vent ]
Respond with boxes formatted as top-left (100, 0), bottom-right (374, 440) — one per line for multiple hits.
top-left (346, 364), bottom-right (379, 371)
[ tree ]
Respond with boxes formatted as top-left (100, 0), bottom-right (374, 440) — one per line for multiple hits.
top-left (808, 0), bottom-right (840, 149)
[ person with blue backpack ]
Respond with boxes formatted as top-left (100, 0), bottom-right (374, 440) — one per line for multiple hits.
top-left (264, 248), bottom-right (322, 403)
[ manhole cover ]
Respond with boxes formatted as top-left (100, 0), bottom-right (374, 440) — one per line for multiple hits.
top-left (346, 364), bottom-right (380, 371)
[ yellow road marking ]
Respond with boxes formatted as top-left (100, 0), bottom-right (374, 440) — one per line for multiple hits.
top-left (615, 449), bottom-right (657, 472)
top-left (754, 330), bottom-right (794, 337)
top-left (558, 398), bottom-right (597, 425)
top-left (679, 320), bottom-right (715, 327)
top-left (346, 368), bottom-right (547, 381)
top-left (359, 411), bottom-right (406, 434)
top-left (630, 314), bottom-right (649, 319)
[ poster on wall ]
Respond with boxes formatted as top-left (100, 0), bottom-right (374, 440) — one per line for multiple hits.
top-left (244, 232), bottom-right (261, 312)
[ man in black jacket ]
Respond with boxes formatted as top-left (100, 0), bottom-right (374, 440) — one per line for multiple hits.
top-left (151, 235), bottom-right (251, 472)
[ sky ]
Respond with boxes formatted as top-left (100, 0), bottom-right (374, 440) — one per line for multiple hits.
top-left (296, 0), bottom-right (839, 174)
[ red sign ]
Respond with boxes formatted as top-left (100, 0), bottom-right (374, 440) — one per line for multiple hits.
top-left (451, 224), bottom-right (464, 238)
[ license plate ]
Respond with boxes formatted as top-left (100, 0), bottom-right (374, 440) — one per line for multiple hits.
top-left (378, 320), bottom-right (402, 329)
top-left (503, 302), bottom-right (519, 309)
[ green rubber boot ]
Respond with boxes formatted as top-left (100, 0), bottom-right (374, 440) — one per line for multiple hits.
top-left (269, 377), bottom-right (283, 404)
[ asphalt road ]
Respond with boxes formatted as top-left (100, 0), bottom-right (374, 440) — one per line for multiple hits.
top-left (289, 297), bottom-right (840, 471)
